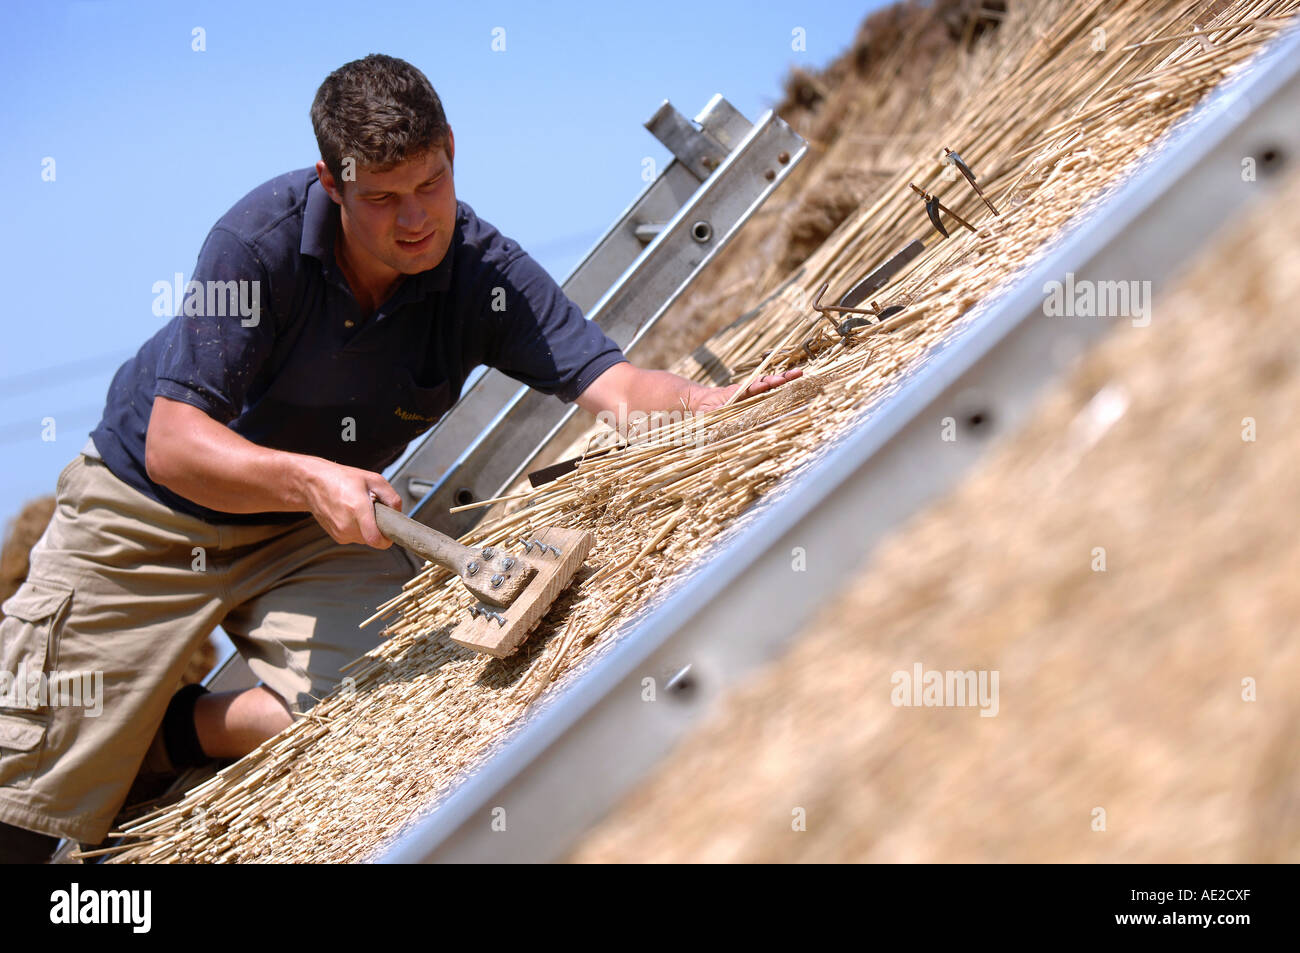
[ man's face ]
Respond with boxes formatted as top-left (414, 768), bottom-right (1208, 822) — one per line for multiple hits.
top-left (318, 133), bottom-right (457, 278)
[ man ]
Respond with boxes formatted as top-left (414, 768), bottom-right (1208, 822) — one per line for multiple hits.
top-left (0, 54), bottom-right (799, 861)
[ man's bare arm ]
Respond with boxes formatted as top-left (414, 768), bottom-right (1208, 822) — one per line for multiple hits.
top-left (144, 395), bottom-right (401, 548)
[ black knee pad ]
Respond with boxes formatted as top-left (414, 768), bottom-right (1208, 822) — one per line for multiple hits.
top-left (162, 682), bottom-right (212, 769)
top-left (0, 821), bottom-right (61, 864)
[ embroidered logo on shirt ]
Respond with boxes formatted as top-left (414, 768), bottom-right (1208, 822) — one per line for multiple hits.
top-left (394, 406), bottom-right (437, 423)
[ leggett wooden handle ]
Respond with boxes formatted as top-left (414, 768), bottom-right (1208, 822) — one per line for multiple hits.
top-left (373, 501), bottom-right (474, 574)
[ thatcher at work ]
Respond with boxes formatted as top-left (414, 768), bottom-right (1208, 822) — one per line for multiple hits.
top-left (0, 54), bottom-right (799, 862)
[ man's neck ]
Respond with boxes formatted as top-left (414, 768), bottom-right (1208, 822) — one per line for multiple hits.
top-left (334, 225), bottom-right (402, 319)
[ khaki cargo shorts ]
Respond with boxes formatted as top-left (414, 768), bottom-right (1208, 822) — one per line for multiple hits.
top-left (0, 449), bottom-right (420, 843)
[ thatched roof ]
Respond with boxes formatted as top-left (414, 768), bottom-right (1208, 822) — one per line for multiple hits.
top-left (573, 133), bottom-right (1300, 865)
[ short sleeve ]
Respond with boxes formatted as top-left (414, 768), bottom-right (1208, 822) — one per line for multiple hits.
top-left (153, 227), bottom-right (275, 423)
top-left (481, 249), bottom-right (627, 403)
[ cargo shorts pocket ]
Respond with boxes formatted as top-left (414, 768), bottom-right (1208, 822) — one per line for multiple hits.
top-left (0, 579), bottom-right (71, 786)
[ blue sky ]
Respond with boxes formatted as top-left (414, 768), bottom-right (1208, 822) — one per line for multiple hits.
top-left (1, 0), bottom-right (884, 529)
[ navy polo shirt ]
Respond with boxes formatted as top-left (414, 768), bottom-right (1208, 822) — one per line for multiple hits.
top-left (90, 168), bottom-right (628, 524)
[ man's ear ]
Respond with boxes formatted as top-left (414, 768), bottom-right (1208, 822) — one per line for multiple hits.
top-left (316, 159), bottom-right (344, 205)
top-left (446, 128), bottom-right (455, 170)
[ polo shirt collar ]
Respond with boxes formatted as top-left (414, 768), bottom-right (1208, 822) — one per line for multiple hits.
top-left (300, 176), bottom-right (454, 298)
top-left (300, 177), bottom-right (336, 265)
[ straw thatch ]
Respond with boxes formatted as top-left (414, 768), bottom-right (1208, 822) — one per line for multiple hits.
top-left (102, 0), bottom-right (1299, 862)
top-left (571, 153), bottom-right (1300, 865)
top-left (1, 496), bottom-right (55, 613)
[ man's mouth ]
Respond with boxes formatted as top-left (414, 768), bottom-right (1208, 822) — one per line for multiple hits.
top-left (396, 231), bottom-right (434, 252)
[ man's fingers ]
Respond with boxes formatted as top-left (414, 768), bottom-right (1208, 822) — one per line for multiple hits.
top-left (359, 508), bottom-right (392, 549)
top-left (368, 477), bottom-right (403, 511)
top-left (744, 368), bottom-right (803, 396)
top-left (764, 369), bottom-right (802, 385)
top-left (357, 477), bottom-right (397, 548)
top-left (321, 518), bottom-right (351, 547)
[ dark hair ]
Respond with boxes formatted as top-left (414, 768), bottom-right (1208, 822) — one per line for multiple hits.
top-left (310, 54), bottom-right (450, 185)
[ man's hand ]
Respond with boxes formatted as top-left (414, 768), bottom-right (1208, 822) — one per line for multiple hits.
top-left (683, 368), bottom-right (803, 414)
top-left (146, 395), bottom-right (401, 549)
top-left (298, 457), bottom-right (402, 549)
top-left (575, 361), bottom-right (805, 438)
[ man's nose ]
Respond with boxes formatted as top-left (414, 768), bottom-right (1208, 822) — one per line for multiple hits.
top-left (395, 196), bottom-right (427, 230)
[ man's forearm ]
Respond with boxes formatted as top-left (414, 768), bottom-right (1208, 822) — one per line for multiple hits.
top-left (145, 396), bottom-right (317, 514)
top-left (574, 363), bottom-right (699, 435)
top-left (611, 367), bottom-right (699, 416)
top-left (146, 395), bottom-right (404, 547)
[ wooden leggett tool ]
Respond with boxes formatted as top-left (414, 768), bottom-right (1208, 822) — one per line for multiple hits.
top-left (373, 502), bottom-right (593, 658)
